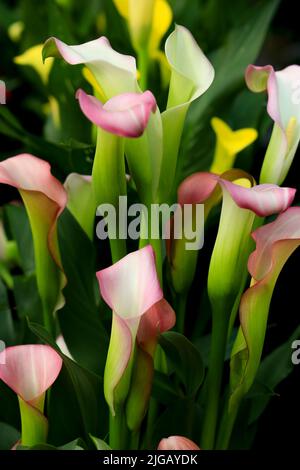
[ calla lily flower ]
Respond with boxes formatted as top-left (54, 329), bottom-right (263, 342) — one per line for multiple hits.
top-left (0, 155), bottom-right (67, 335)
top-left (246, 64), bottom-right (300, 185)
top-left (43, 36), bottom-right (138, 99)
top-left (114, 0), bottom-right (155, 52)
top-left (157, 25), bottom-right (215, 202)
top-left (0, 345), bottom-right (63, 447)
top-left (185, 172), bottom-right (295, 449)
top-left (76, 88), bottom-right (157, 138)
top-left (158, 436), bottom-right (200, 450)
top-left (126, 299), bottom-right (175, 430)
top-left (76, 88), bottom-right (157, 261)
top-left (169, 170), bottom-right (295, 296)
top-left (113, 0), bottom-right (172, 88)
top-left (223, 207), bottom-right (300, 448)
top-left (210, 117), bottom-right (258, 174)
top-left (64, 173), bottom-right (94, 240)
top-left (96, 245), bottom-right (163, 416)
top-left (15, 44), bottom-right (54, 85)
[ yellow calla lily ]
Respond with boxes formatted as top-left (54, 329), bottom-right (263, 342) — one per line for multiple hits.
top-left (14, 44), bottom-right (54, 85)
top-left (210, 117), bottom-right (258, 174)
top-left (113, 0), bottom-right (172, 87)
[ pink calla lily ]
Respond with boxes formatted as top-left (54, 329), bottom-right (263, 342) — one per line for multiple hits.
top-left (0, 155), bottom-right (67, 334)
top-left (179, 172), bottom-right (295, 217)
top-left (246, 64), bottom-right (300, 185)
top-left (182, 172), bottom-right (295, 449)
top-left (97, 245), bottom-right (163, 414)
top-left (97, 245), bottom-right (163, 320)
top-left (0, 345), bottom-right (62, 403)
top-left (76, 89), bottom-right (157, 138)
top-left (224, 207), bottom-right (300, 449)
top-left (137, 298), bottom-right (176, 356)
top-left (169, 170), bottom-right (296, 296)
top-left (158, 436), bottom-right (200, 450)
top-left (0, 344), bottom-right (62, 447)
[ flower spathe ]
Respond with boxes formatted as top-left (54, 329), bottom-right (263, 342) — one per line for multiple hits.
top-left (113, 0), bottom-right (173, 86)
top-left (169, 170), bottom-right (296, 294)
top-left (157, 25), bottom-right (215, 202)
top-left (158, 436), bottom-right (200, 450)
top-left (14, 44), bottom-right (54, 85)
top-left (43, 36), bottom-right (138, 99)
top-left (64, 173), bottom-right (94, 240)
top-left (76, 89), bottom-right (157, 138)
top-left (0, 345), bottom-right (62, 403)
top-left (0, 155), bottom-right (67, 333)
top-left (230, 207), bottom-right (300, 410)
top-left (246, 64), bottom-right (300, 185)
top-left (0, 344), bottom-right (63, 447)
top-left (97, 245), bottom-right (163, 414)
top-left (97, 245), bottom-right (162, 320)
top-left (210, 117), bottom-right (258, 174)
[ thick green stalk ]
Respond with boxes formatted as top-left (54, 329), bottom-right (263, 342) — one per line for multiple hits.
top-left (18, 395), bottom-right (48, 447)
top-left (216, 399), bottom-right (239, 450)
top-left (93, 129), bottom-right (127, 262)
top-left (109, 406), bottom-right (128, 450)
top-left (201, 303), bottom-right (230, 449)
top-left (138, 47), bottom-right (150, 91)
top-left (139, 203), bottom-right (163, 285)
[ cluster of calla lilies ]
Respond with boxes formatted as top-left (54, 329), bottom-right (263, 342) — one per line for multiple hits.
top-left (1, 0), bottom-right (300, 451)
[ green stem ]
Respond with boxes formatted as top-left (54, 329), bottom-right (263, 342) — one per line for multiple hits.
top-left (139, 203), bottom-right (163, 285)
top-left (216, 400), bottom-right (239, 450)
top-left (143, 347), bottom-right (165, 448)
top-left (129, 430), bottom-right (140, 450)
top-left (109, 407), bottom-right (128, 450)
top-left (138, 48), bottom-right (149, 90)
top-left (41, 303), bottom-right (56, 339)
top-left (18, 396), bottom-right (48, 447)
top-left (93, 129), bottom-right (127, 264)
top-left (201, 311), bottom-right (229, 449)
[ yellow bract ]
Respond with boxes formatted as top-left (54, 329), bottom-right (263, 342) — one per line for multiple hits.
top-left (113, 0), bottom-right (172, 84)
top-left (82, 67), bottom-right (107, 102)
top-left (14, 44), bottom-right (54, 85)
top-left (210, 117), bottom-right (258, 174)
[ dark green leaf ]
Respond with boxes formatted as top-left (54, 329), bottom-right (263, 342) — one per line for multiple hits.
top-left (159, 332), bottom-right (204, 397)
top-left (58, 209), bottom-right (108, 375)
top-left (0, 422), bottom-right (20, 450)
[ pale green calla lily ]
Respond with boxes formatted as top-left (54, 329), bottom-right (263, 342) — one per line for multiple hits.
top-left (201, 175), bottom-right (296, 449)
top-left (42, 36), bottom-right (138, 99)
top-left (157, 25), bottom-right (215, 203)
top-left (0, 155), bottom-right (67, 335)
top-left (246, 64), bottom-right (300, 185)
top-left (64, 174), bottom-right (94, 240)
top-left (218, 207), bottom-right (300, 449)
